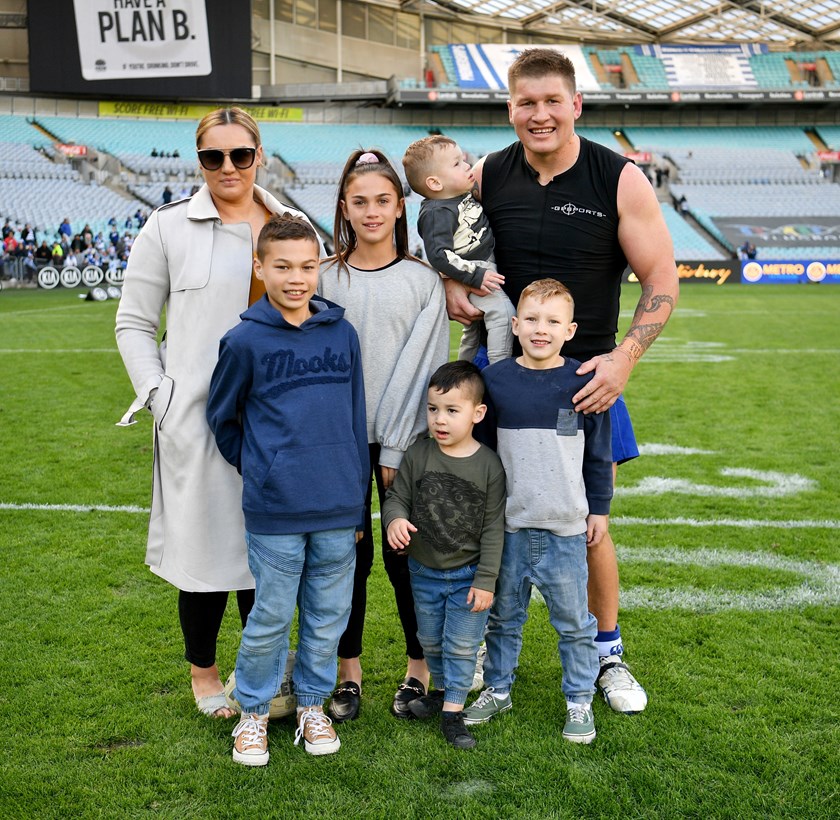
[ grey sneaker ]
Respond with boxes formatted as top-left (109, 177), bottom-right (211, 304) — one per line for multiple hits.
top-left (597, 656), bottom-right (648, 714)
top-left (562, 703), bottom-right (596, 744)
top-left (462, 687), bottom-right (512, 725)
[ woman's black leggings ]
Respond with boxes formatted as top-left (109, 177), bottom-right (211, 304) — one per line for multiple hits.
top-left (178, 588), bottom-right (255, 668)
top-left (337, 443), bottom-right (424, 661)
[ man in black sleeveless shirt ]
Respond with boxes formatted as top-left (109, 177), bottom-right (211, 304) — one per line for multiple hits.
top-left (448, 49), bottom-right (678, 716)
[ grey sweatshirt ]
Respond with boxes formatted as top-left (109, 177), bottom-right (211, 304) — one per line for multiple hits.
top-left (319, 256), bottom-right (450, 469)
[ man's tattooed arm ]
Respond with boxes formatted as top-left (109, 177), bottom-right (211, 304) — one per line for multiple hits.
top-left (617, 285), bottom-right (676, 363)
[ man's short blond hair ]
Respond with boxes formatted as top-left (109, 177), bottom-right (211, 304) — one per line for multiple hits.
top-left (508, 48), bottom-right (577, 96)
top-left (517, 278), bottom-right (575, 314)
top-left (402, 135), bottom-right (457, 197)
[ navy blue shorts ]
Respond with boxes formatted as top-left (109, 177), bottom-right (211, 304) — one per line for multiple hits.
top-left (610, 395), bottom-right (639, 465)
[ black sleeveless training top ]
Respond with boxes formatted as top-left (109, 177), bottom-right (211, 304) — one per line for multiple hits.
top-left (482, 137), bottom-right (631, 360)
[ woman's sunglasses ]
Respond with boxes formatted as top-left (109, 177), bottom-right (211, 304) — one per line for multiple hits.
top-left (197, 147), bottom-right (257, 171)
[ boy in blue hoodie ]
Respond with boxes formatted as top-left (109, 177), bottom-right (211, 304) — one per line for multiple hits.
top-left (206, 214), bottom-right (368, 765)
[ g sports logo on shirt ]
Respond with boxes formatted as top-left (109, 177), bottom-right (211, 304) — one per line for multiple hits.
top-left (553, 203), bottom-right (606, 219)
top-left (262, 346), bottom-right (351, 397)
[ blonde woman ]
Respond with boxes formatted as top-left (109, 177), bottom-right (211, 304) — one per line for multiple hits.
top-left (116, 108), bottom-right (320, 718)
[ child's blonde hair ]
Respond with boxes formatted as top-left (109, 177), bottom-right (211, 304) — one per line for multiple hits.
top-left (517, 278), bottom-right (575, 313)
top-left (402, 135), bottom-right (457, 198)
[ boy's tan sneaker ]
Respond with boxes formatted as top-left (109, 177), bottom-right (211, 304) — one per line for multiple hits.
top-left (294, 706), bottom-right (340, 755)
top-left (232, 713), bottom-right (269, 766)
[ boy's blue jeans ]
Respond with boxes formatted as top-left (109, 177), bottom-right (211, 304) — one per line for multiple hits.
top-left (483, 529), bottom-right (598, 704)
top-left (234, 528), bottom-right (356, 714)
top-left (408, 556), bottom-right (489, 706)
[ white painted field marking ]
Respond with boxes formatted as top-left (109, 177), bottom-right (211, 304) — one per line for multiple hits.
top-left (0, 349), bottom-right (119, 354)
top-left (727, 348), bottom-right (840, 355)
top-left (641, 340), bottom-right (735, 362)
top-left (4, 504), bottom-right (836, 530)
top-left (531, 547), bottom-right (839, 610)
top-left (616, 468), bottom-right (816, 498)
top-left (614, 546), bottom-right (840, 611)
top-left (0, 502), bottom-right (149, 514)
top-left (612, 516), bottom-right (840, 529)
top-left (0, 305), bottom-right (94, 318)
top-left (637, 443), bottom-right (716, 456)
top-left (639, 337), bottom-right (840, 363)
top-left (620, 309), bottom-right (708, 319)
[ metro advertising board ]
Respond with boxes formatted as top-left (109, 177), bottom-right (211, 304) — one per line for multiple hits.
top-left (740, 260), bottom-right (840, 284)
top-left (624, 260), bottom-right (840, 285)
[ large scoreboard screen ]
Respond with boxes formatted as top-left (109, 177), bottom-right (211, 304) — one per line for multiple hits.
top-left (28, 0), bottom-right (251, 100)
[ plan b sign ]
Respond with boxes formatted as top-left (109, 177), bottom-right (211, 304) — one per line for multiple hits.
top-left (73, 0), bottom-right (211, 81)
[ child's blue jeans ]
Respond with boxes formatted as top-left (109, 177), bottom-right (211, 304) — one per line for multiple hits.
top-left (483, 528), bottom-right (598, 704)
top-left (408, 556), bottom-right (489, 706)
top-left (234, 528), bottom-right (356, 714)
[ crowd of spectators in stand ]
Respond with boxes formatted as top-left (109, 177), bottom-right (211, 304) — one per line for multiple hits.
top-left (1, 210), bottom-right (150, 281)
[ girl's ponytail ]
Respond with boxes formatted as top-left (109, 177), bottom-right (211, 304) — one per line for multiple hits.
top-left (332, 148), bottom-right (417, 278)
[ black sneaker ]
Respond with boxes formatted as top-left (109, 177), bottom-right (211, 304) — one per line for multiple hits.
top-left (408, 689), bottom-right (445, 719)
top-left (440, 711), bottom-right (476, 749)
top-left (327, 681), bottom-right (361, 723)
top-left (391, 677), bottom-right (426, 719)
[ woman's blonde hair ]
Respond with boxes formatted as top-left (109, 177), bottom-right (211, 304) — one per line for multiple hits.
top-left (195, 107), bottom-right (261, 149)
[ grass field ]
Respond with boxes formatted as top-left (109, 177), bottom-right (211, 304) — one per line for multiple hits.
top-left (1, 283), bottom-right (838, 819)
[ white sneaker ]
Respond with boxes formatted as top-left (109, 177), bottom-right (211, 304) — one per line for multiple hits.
top-left (470, 643), bottom-right (487, 692)
top-left (232, 713), bottom-right (269, 766)
top-left (294, 707), bottom-right (340, 756)
top-left (597, 656), bottom-right (648, 714)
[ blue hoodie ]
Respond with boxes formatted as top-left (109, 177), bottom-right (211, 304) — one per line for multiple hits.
top-left (206, 295), bottom-right (368, 535)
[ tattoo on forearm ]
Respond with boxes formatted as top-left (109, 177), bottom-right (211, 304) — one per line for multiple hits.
top-left (622, 285), bottom-right (675, 359)
top-left (625, 322), bottom-right (664, 354)
top-left (644, 294), bottom-right (675, 314)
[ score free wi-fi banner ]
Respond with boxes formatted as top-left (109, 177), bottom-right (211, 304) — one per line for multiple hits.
top-left (28, 0), bottom-right (250, 99)
top-left (72, 0), bottom-right (212, 81)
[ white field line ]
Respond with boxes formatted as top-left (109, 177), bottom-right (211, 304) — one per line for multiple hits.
top-left (0, 502), bottom-right (149, 514)
top-left (2, 503), bottom-right (838, 530)
top-left (637, 443), bottom-right (716, 456)
top-left (0, 349), bottom-right (119, 354)
top-left (620, 309), bottom-right (838, 319)
top-left (527, 547), bottom-right (840, 611)
top-left (0, 304), bottom-right (95, 318)
top-left (614, 546), bottom-right (840, 611)
top-left (612, 515), bottom-right (840, 529)
top-left (615, 468), bottom-right (816, 498)
top-left (6, 504), bottom-right (836, 609)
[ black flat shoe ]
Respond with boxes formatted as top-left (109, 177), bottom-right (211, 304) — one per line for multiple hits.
top-left (391, 677), bottom-right (426, 719)
top-left (440, 711), bottom-right (476, 749)
top-left (408, 689), bottom-right (445, 719)
top-left (327, 681), bottom-right (361, 723)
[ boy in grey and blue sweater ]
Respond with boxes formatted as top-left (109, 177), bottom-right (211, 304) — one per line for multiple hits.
top-left (463, 278), bottom-right (612, 744)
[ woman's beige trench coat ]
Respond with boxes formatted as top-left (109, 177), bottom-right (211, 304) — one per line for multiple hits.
top-left (115, 184), bottom-right (316, 592)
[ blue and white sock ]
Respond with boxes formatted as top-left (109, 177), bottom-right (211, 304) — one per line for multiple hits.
top-left (595, 625), bottom-right (623, 659)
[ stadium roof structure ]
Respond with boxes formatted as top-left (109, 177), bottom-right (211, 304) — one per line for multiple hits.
top-left (407, 0), bottom-right (840, 49)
